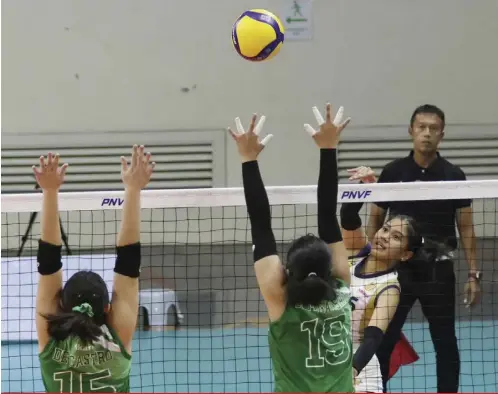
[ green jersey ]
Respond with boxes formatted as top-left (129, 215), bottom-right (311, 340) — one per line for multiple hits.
top-left (269, 280), bottom-right (353, 392)
top-left (39, 325), bottom-right (131, 393)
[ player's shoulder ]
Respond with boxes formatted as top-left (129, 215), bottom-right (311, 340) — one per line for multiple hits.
top-left (373, 276), bottom-right (401, 303)
top-left (375, 273), bottom-right (401, 295)
top-left (361, 270), bottom-right (399, 289)
top-left (355, 243), bottom-right (372, 258)
top-left (348, 243), bottom-right (371, 267)
top-left (382, 274), bottom-right (400, 288)
top-left (335, 278), bottom-right (351, 294)
top-left (348, 254), bottom-right (367, 269)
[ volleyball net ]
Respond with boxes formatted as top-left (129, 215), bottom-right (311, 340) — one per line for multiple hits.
top-left (1, 179), bottom-right (498, 393)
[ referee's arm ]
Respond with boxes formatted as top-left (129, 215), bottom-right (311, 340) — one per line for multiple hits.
top-left (453, 168), bottom-right (477, 269)
top-left (450, 168), bottom-right (477, 269)
top-left (456, 206), bottom-right (477, 273)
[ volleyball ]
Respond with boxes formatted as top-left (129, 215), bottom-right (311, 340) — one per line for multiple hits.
top-left (232, 9), bottom-right (285, 62)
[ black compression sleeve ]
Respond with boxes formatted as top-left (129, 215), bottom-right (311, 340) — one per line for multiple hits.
top-left (114, 242), bottom-right (141, 278)
top-left (317, 149), bottom-right (342, 244)
top-left (242, 161), bottom-right (277, 262)
top-left (340, 201), bottom-right (364, 230)
top-left (352, 326), bottom-right (384, 374)
top-left (37, 240), bottom-right (63, 275)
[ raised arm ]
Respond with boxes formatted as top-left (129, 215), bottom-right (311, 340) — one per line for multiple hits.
top-left (108, 145), bottom-right (154, 353)
top-left (353, 284), bottom-right (400, 379)
top-left (366, 167), bottom-right (390, 242)
top-left (228, 115), bottom-right (285, 321)
top-left (366, 204), bottom-right (387, 243)
top-left (340, 166), bottom-right (377, 253)
top-left (33, 153), bottom-right (68, 351)
top-left (305, 103), bottom-right (351, 286)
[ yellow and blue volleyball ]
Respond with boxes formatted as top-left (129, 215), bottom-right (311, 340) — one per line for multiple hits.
top-left (232, 9), bottom-right (285, 62)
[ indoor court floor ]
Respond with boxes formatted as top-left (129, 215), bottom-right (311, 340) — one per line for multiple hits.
top-left (2, 320), bottom-right (497, 393)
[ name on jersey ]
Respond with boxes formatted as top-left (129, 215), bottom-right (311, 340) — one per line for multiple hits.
top-left (52, 347), bottom-right (113, 368)
top-left (295, 302), bottom-right (338, 314)
top-left (295, 288), bottom-right (350, 313)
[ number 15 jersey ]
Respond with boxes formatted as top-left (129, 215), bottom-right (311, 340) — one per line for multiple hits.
top-left (268, 279), bottom-right (353, 392)
top-left (39, 325), bottom-right (131, 393)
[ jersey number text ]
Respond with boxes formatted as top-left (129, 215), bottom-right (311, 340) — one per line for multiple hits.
top-left (53, 369), bottom-right (116, 392)
top-left (300, 314), bottom-right (351, 368)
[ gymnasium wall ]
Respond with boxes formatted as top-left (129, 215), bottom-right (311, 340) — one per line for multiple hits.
top-left (2, 0), bottom-right (498, 187)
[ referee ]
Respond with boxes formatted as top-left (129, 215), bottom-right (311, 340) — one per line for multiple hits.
top-left (368, 105), bottom-right (481, 393)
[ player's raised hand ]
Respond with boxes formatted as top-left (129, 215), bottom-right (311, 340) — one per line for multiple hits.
top-left (121, 145), bottom-right (155, 190)
top-left (228, 114), bottom-right (273, 163)
top-left (305, 103), bottom-right (351, 149)
top-left (347, 166), bottom-right (377, 184)
top-left (32, 152), bottom-right (68, 191)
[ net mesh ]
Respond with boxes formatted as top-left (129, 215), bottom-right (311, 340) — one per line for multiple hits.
top-left (2, 180), bottom-right (498, 392)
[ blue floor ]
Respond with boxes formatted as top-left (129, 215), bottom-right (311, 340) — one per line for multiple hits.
top-left (2, 321), bottom-right (497, 392)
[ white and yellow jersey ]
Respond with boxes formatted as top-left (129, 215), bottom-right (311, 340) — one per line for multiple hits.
top-left (349, 244), bottom-right (400, 392)
top-left (349, 244), bottom-right (400, 393)
top-left (349, 244), bottom-right (401, 345)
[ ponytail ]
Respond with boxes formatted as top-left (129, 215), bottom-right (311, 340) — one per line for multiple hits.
top-left (391, 215), bottom-right (452, 264)
top-left (286, 275), bottom-right (337, 306)
top-left (43, 302), bottom-right (103, 344)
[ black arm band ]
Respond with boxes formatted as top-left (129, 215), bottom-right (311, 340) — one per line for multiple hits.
top-left (353, 326), bottom-right (384, 374)
top-left (242, 161), bottom-right (277, 262)
top-left (317, 149), bottom-right (342, 244)
top-left (114, 242), bottom-right (141, 278)
top-left (340, 201), bottom-right (364, 230)
top-left (37, 240), bottom-right (63, 275)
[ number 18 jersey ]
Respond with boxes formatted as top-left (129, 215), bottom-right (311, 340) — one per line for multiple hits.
top-left (39, 325), bottom-right (131, 393)
top-left (268, 279), bottom-right (353, 392)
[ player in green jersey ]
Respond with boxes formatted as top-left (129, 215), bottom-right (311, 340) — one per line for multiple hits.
top-left (33, 145), bottom-right (155, 393)
top-left (228, 103), bottom-right (354, 392)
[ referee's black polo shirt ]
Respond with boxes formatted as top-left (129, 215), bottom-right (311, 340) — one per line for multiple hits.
top-left (375, 151), bottom-right (471, 250)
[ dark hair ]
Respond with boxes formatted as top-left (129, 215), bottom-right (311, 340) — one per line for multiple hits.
top-left (44, 271), bottom-right (110, 344)
top-left (285, 234), bottom-right (337, 306)
top-left (389, 214), bottom-right (450, 263)
top-left (409, 104), bottom-right (445, 129)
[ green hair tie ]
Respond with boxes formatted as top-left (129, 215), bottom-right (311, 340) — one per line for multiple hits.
top-left (72, 303), bottom-right (94, 317)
